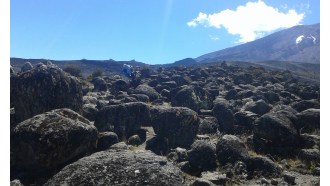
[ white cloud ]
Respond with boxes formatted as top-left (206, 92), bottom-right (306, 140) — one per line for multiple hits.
top-left (187, 0), bottom-right (305, 43)
top-left (209, 34), bottom-right (220, 41)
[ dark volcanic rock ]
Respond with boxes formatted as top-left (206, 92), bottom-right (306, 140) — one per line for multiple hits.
top-left (11, 63), bottom-right (83, 123)
top-left (236, 90), bottom-right (254, 99)
top-left (92, 77), bottom-right (108, 92)
top-left (263, 91), bottom-right (280, 104)
top-left (167, 147), bottom-right (188, 163)
top-left (198, 117), bottom-right (218, 135)
top-left (11, 108), bottom-right (98, 173)
top-left (127, 134), bottom-right (142, 146)
top-left (212, 98), bottom-right (234, 132)
top-left (291, 99), bottom-right (320, 112)
top-left (97, 132), bottom-right (119, 151)
top-left (145, 136), bottom-right (169, 155)
top-left (94, 102), bottom-right (151, 140)
top-left (253, 111), bottom-right (299, 156)
top-left (225, 89), bottom-right (237, 100)
top-left (172, 75), bottom-right (192, 86)
top-left (188, 140), bottom-right (217, 171)
top-left (296, 109), bottom-right (320, 134)
top-left (151, 106), bottom-right (200, 148)
top-left (299, 134), bottom-right (320, 149)
top-left (44, 148), bottom-right (184, 186)
top-left (298, 149), bottom-right (320, 164)
top-left (171, 85), bottom-right (213, 112)
top-left (162, 81), bottom-right (178, 89)
top-left (111, 79), bottom-right (129, 95)
top-left (132, 84), bottom-right (160, 101)
top-left (157, 74), bottom-right (171, 83)
top-left (246, 156), bottom-right (282, 178)
top-left (242, 99), bottom-right (272, 116)
top-left (234, 110), bottom-right (258, 130)
top-left (216, 135), bottom-right (249, 165)
top-left (82, 104), bottom-right (98, 121)
top-left (129, 94), bottom-right (150, 102)
top-left (233, 72), bottom-right (253, 85)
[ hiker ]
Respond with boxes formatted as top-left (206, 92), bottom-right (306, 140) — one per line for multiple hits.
top-left (122, 64), bottom-right (133, 77)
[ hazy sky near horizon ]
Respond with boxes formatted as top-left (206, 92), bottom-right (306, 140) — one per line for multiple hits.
top-left (11, 0), bottom-right (320, 64)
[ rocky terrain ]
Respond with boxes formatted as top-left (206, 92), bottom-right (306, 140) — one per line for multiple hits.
top-left (10, 60), bottom-right (320, 185)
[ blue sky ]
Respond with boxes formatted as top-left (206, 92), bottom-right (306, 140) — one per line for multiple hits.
top-left (10, 0), bottom-right (320, 64)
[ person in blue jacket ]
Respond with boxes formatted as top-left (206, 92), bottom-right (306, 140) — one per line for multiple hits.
top-left (122, 64), bottom-right (133, 77)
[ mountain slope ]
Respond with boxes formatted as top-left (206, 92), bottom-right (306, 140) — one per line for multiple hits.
top-left (196, 23), bottom-right (320, 64)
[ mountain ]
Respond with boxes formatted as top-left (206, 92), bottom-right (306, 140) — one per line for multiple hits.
top-left (195, 23), bottom-right (320, 64)
top-left (169, 58), bottom-right (197, 66)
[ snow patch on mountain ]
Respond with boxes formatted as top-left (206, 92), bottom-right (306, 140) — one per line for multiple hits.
top-left (296, 35), bottom-right (304, 44)
top-left (296, 35), bottom-right (317, 45)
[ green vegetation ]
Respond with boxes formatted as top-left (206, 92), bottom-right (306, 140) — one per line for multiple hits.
top-left (92, 69), bottom-right (103, 78)
top-left (87, 68), bottom-right (104, 80)
top-left (63, 64), bottom-right (82, 77)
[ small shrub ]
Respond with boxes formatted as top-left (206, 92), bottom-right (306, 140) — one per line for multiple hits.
top-left (91, 69), bottom-right (103, 78)
top-left (63, 64), bottom-right (82, 77)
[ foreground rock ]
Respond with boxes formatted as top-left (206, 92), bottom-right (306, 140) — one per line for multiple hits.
top-left (11, 109), bottom-right (98, 184)
top-left (151, 106), bottom-right (200, 149)
top-left (11, 62), bottom-right (83, 123)
top-left (44, 147), bottom-right (184, 186)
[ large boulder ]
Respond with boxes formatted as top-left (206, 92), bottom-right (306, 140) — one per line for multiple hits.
top-left (82, 104), bottom-right (98, 121)
top-left (188, 140), bottom-right (217, 171)
top-left (97, 132), bottom-right (119, 151)
top-left (151, 106), bottom-right (200, 148)
top-left (145, 136), bottom-right (170, 155)
top-left (246, 156), bottom-right (282, 178)
top-left (110, 79), bottom-right (129, 95)
top-left (212, 98), bottom-right (234, 132)
top-left (11, 108), bottom-right (98, 173)
top-left (132, 84), bottom-right (160, 101)
top-left (198, 117), bottom-right (219, 135)
top-left (234, 110), bottom-right (258, 130)
top-left (171, 85), bottom-right (213, 112)
top-left (253, 111), bottom-right (299, 156)
top-left (172, 75), bottom-right (192, 86)
top-left (295, 109), bottom-right (320, 134)
top-left (291, 100), bottom-right (320, 112)
top-left (233, 72), bottom-right (253, 85)
top-left (91, 77), bottom-right (108, 92)
top-left (216, 135), bottom-right (249, 165)
top-left (242, 99), bottom-right (272, 116)
top-left (94, 102), bottom-right (151, 140)
top-left (21, 62), bottom-right (33, 72)
top-left (10, 63), bottom-right (83, 123)
top-left (298, 149), bottom-right (320, 164)
top-left (44, 148), bottom-right (184, 186)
